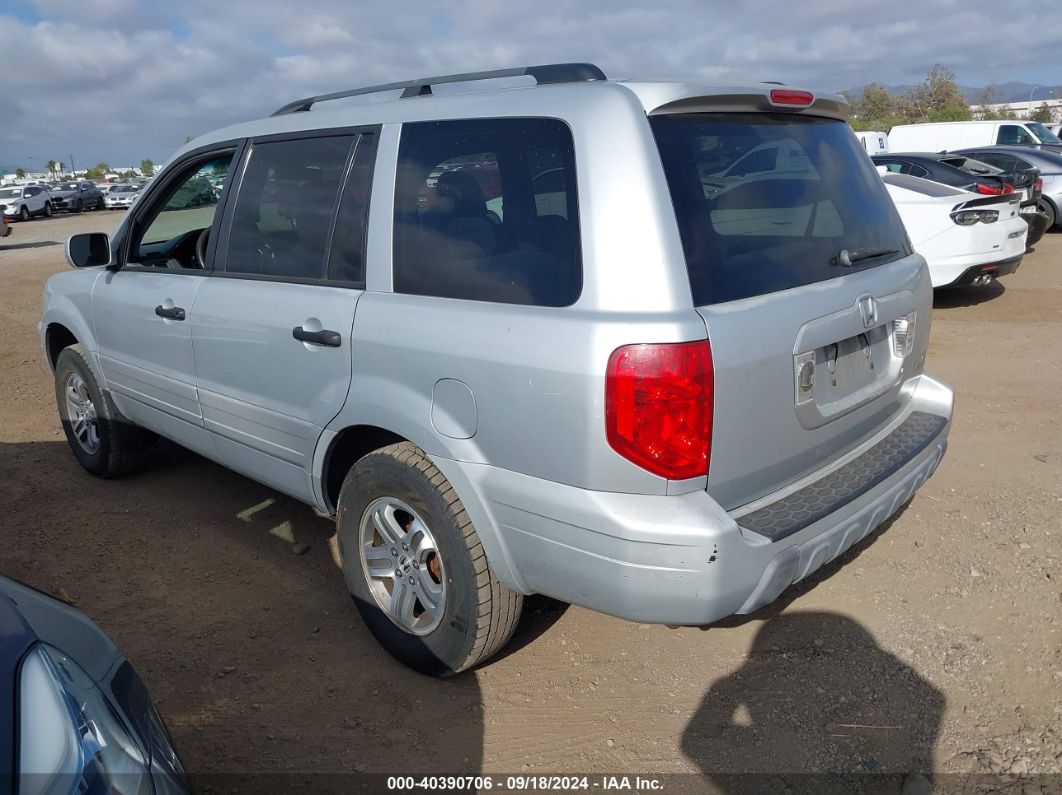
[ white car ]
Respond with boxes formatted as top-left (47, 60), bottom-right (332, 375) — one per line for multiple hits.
top-left (882, 172), bottom-right (1026, 288)
top-left (103, 184), bottom-right (140, 210)
top-left (0, 184), bottom-right (53, 221)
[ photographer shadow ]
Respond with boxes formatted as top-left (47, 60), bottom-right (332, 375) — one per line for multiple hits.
top-left (682, 611), bottom-right (944, 795)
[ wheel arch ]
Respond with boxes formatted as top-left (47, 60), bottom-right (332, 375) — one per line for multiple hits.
top-left (45, 322), bottom-right (79, 370)
top-left (316, 422), bottom-right (529, 595)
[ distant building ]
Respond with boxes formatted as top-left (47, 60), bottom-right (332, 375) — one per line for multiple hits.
top-left (970, 98), bottom-right (1062, 122)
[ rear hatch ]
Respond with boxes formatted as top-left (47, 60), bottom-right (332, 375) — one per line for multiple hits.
top-left (652, 110), bottom-right (928, 510)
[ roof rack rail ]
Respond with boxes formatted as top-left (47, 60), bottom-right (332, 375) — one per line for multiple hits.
top-left (270, 62), bottom-right (607, 116)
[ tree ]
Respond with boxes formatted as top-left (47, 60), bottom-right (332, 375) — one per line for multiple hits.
top-left (846, 83), bottom-right (902, 131)
top-left (905, 64), bottom-right (972, 123)
top-left (1030, 102), bottom-right (1054, 123)
top-left (14, 168), bottom-right (25, 179)
top-left (973, 85), bottom-right (1016, 120)
top-left (45, 160), bottom-right (58, 179)
top-left (84, 162), bottom-right (112, 180)
top-left (140, 159), bottom-right (155, 177)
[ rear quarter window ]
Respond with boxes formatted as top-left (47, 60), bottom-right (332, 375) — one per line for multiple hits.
top-left (651, 113), bottom-right (911, 305)
top-left (393, 117), bottom-right (581, 307)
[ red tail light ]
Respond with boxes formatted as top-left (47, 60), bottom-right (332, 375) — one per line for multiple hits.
top-left (1002, 183), bottom-right (1014, 195)
top-left (769, 89), bottom-right (814, 107)
top-left (605, 341), bottom-right (713, 480)
top-left (975, 183), bottom-right (1003, 196)
top-left (1035, 178), bottom-right (1044, 193)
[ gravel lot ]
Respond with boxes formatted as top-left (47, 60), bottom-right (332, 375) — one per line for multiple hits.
top-left (1, 211), bottom-right (1060, 792)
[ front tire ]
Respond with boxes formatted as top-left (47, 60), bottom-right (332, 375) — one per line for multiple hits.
top-left (337, 442), bottom-right (522, 676)
top-left (73, 199), bottom-right (83, 213)
top-left (44, 202), bottom-right (53, 218)
top-left (18, 205), bottom-right (29, 221)
top-left (95, 197), bottom-right (105, 211)
top-left (54, 345), bottom-right (154, 477)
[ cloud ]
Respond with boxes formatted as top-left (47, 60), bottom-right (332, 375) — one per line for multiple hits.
top-left (2, 0), bottom-right (1060, 169)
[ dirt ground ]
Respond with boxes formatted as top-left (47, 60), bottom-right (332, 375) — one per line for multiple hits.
top-left (1, 211), bottom-right (1060, 793)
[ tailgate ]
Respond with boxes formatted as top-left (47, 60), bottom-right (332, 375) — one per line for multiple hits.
top-left (697, 257), bottom-right (930, 510)
top-left (651, 109), bottom-right (931, 511)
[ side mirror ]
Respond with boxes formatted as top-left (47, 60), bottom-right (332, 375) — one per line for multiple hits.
top-left (66, 232), bottom-right (111, 268)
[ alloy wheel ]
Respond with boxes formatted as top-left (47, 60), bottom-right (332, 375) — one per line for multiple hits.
top-left (358, 497), bottom-right (447, 635)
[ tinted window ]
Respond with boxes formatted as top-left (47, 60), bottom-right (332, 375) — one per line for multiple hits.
top-left (393, 118), bottom-right (581, 307)
top-left (136, 156), bottom-right (233, 266)
top-left (225, 136), bottom-right (354, 280)
top-left (327, 133), bottom-right (377, 286)
top-left (997, 125), bottom-right (1035, 145)
top-left (652, 113), bottom-right (911, 305)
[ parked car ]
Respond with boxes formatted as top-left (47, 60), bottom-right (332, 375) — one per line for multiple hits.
top-left (953, 145), bottom-right (1062, 229)
top-left (41, 64), bottom-right (953, 675)
top-left (0, 184), bottom-right (53, 221)
top-left (871, 152), bottom-right (1046, 246)
top-left (0, 575), bottom-right (190, 793)
top-left (882, 172), bottom-right (1026, 288)
top-left (855, 130), bottom-right (889, 155)
top-left (50, 181), bottom-right (105, 213)
top-left (104, 183), bottom-right (141, 210)
top-left (889, 120), bottom-right (1062, 153)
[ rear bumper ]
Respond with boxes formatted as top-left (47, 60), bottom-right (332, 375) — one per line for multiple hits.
top-left (942, 254), bottom-right (1023, 288)
top-left (445, 374), bottom-right (952, 625)
top-left (925, 218), bottom-right (1027, 287)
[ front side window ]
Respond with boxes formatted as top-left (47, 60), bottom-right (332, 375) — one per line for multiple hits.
top-left (393, 117), bottom-right (581, 307)
top-left (133, 154), bottom-right (233, 268)
top-left (652, 113), bottom-right (911, 305)
top-left (223, 135), bottom-right (354, 281)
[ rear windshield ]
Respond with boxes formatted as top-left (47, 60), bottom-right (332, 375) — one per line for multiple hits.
top-left (651, 113), bottom-right (911, 305)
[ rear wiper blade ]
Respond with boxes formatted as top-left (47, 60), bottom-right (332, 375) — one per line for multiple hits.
top-left (833, 247), bottom-right (901, 266)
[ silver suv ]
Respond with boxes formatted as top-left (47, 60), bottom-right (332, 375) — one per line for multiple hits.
top-left (40, 64), bottom-right (953, 675)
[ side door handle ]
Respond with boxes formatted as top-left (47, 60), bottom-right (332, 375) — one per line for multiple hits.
top-left (292, 326), bottom-right (341, 347)
top-left (154, 304), bottom-right (186, 321)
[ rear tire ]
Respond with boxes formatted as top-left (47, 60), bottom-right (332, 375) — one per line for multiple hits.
top-left (54, 345), bottom-right (155, 478)
top-left (336, 442), bottom-right (522, 676)
top-left (1038, 199), bottom-right (1057, 230)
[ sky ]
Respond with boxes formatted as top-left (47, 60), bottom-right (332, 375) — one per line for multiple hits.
top-left (2, 0), bottom-right (1061, 171)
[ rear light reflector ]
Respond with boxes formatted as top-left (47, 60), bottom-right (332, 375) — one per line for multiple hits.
top-left (1035, 178), bottom-right (1044, 193)
top-left (975, 183), bottom-right (1003, 196)
top-left (769, 89), bottom-right (814, 107)
top-left (605, 341), bottom-right (713, 480)
top-left (892, 311), bottom-right (917, 357)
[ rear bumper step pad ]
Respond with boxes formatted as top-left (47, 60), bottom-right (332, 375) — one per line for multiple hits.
top-left (738, 411), bottom-right (948, 542)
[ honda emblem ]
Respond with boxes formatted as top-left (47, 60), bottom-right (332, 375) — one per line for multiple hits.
top-left (858, 296), bottom-right (877, 329)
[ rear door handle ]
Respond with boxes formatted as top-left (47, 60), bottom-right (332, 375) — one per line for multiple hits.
top-left (292, 326), bottom-right (341, 347)
top-left (154, 304), bottom-right (186, 321)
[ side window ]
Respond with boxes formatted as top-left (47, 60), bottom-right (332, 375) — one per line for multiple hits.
top-left (997, 125), bottom-right (1034, 145)
top-left (879, 161), bottom-right (904, 173)
top-left (393, 118), bottom-right (581, 307)
top-left (133, 154), bottom-right (234, 269)
top-left (224, 135), bottom-right (354, 281)
top-left (327, 133), bottom-right (377, 286)
top-left (909, 164), bottom-right (930, 178)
